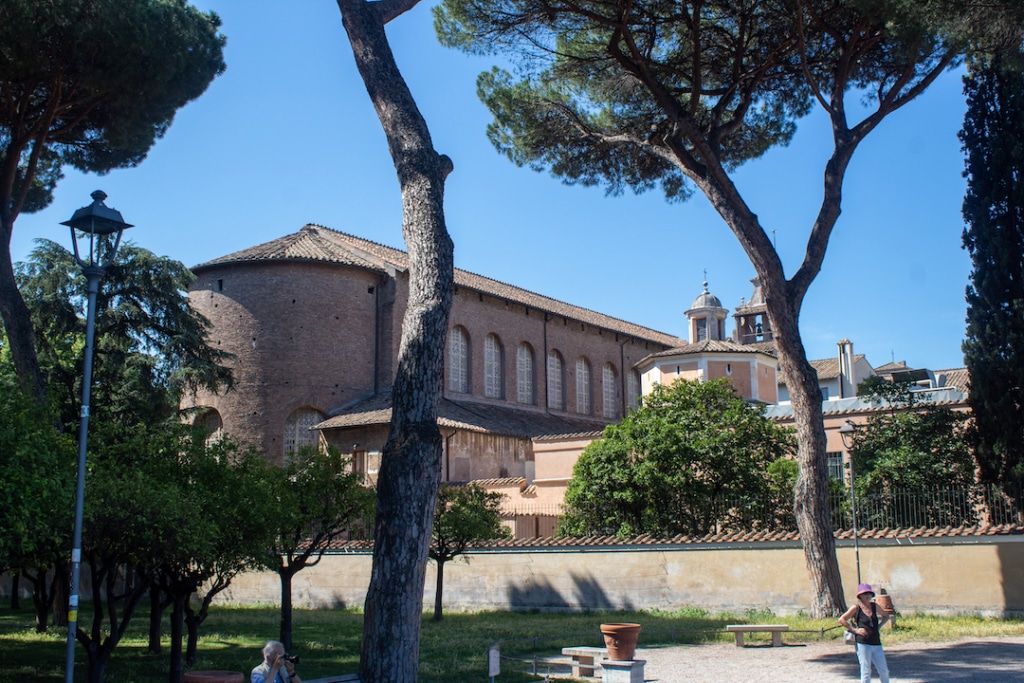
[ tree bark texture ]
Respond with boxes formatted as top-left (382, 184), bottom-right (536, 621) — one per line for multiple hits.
top-left (168, 594), bottom-right (186, 683)
top-left (337, 1), bottom-right (454, 680)
top-left (0, 219), bottom-right (46, 404)
top-left (148, 584), bottom-right (166, 654)
top-left (10, 571), bottom-right (20, 609)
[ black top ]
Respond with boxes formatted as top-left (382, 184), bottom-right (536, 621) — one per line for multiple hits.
top-left (854, 602), bottom-right (882, 646)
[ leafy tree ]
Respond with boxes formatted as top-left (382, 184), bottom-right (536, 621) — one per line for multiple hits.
top-left (434, 0), bottom-right (1022, 616)
top-left (262, 446), bottom-right (375, 651)
top-left (0, 0), bottom-right (225, 404)
top-left (17, 239), bottom-right (233, 433)
top-left (0, 364), bottom-right (73, 631)
top-left (560, 379), bottom-right (794, 537)
top-left (429, 484), bottom-right (509, 621)
top-left (334, 1), bottom-right (457, 679)
top-left (961, 56), bottom-right (1024, 516)
top-left (849, 403), bottom-right (974, 527)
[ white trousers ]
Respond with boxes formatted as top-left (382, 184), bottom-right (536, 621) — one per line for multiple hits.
top-left (856, 643), bottom-right (890, 683)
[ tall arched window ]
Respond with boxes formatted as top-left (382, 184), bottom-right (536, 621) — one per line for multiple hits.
top-left (602, 363), bottom-right (619, 419)
top-left (546, 350), bottom-right (564, 410)
top-left (575, 357), bottom-right (592, 415)
top-left (627, 370), bottom-right (642, 411)
top-left (194, 408), bottom-right (223, 447)
top-left (447, 326), bottom-right (470, 393)
top-left (284, 406), bottom-right (325, 457)
top-left (484, 333), bottom-right (504, 399)
top-left (516, 343), bottom-right (535, 405)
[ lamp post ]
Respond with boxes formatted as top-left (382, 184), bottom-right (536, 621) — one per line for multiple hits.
top-left (61, 191), bottom-right (132, 682)
top-left (838, 419), bottom-right (861, 584)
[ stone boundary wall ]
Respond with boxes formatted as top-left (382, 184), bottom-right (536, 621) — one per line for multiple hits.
top-left (219, 536), bottom-right (1024, 616)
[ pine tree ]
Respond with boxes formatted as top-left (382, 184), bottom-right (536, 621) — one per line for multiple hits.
top-left (961, 56), bottom-right (1024, 512)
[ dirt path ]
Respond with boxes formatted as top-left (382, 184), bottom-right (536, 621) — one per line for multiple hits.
top-left (635, 636), bottom-right (1024, 682)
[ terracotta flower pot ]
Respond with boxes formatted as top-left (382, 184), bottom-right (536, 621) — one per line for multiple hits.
top-left (183, 672), bottom-right (243, 683)
top-left (600, 622), bottom-right (641, 661)
top-left (875, 588), bottom-right (896, 615)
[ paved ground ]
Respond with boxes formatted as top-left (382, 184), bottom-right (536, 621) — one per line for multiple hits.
top-left (633, 636), bottom-right (1024, 682)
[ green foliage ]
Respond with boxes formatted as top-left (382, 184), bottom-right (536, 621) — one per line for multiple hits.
top-left (0, 368), bottom-right (73, 573)
top-left (559, 379), bottom-right (795, 537)
top-left (961, 57), bottom-right (1024, 508)
top-left (856, 376), bottom-right (919, 408)
top-left (431, 484), bottom-right (510, 564)
top-left (435, 0), bottom-right (980, 201)
top-left (16, 239), bottom-right (233, 430)
top-left (0, 0), bottom-right (225, 218)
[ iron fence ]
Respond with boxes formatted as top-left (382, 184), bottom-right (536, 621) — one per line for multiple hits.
top-left (500, 484), bottom-right (1022, 539)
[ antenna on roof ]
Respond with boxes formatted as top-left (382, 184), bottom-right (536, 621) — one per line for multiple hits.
top-left (891, 348), bottom-right (895, 363)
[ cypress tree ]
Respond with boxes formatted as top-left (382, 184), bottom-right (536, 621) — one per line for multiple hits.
top-left (960, 56), bottom-right (1024, 512)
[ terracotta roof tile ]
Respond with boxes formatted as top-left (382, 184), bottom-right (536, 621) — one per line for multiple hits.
top-left (197, 224), bottom-right (683, 347)
top-left (317, 394), bottom-right (608, 439)
top-left (640, 339), bottom-right (777, 364)
top-left (318, 523), bottom-right (1022, 551)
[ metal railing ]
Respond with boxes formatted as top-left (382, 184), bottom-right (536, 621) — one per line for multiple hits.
top-left (499, 484), bottom-right (1022, 538)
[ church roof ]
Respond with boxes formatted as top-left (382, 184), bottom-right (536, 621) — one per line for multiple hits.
top-left (641, 339), bottom-right (778, 362)
top-left (802, 354), bottom-right (867, 381)
top-left (195, 224), bottom-right (683, 347)
top-left (934, 367), bottom-right (970, 392)
top-left (316, 394), bottom-right (608, 439)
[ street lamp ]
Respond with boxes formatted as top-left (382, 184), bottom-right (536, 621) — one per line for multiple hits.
top-left (61, 190), bottom-right (132, 682)
top-left (838, 419), bottom-right (861, 584)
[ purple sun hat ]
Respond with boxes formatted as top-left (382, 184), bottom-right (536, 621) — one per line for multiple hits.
top-left (856, 583), bottom-right (875, 598)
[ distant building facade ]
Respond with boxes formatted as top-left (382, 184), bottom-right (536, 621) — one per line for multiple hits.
top-left (185, 226), bottom-right (969, 529)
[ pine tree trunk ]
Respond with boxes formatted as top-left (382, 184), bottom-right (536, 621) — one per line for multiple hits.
top-left (279, 568), bottom-right (294, 651)
top-left (765, 291), bottom-right (846, 617)
top-left (168, 594), bottom-right (186, 683)
top-left (337, 2), bottom-right (455, 681)
top-left (0, 218), bottom-right (47, 405)
top-left (432, 560), bottom-right (444, 622)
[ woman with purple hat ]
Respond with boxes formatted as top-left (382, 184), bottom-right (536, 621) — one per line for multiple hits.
top-left (839, 583), bottom-right (891, 682)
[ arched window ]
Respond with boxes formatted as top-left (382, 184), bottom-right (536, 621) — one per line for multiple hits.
top-left (484, 334), bottom-right (504, 399)
top-left (516, 343), bottom-right (535, 405)
top-left (602, 363), bottom-right (619, 419)
top-left (546, 350), bottom-right (564, 410)
top-left (575, 357), bottom-right (592, 415)
top-left (627, 370), bottom-right (642, 411)
top-left (284, 406), bottom-right (325, 456)
top-left (194, 408), bottom-right (223, 446)
top-left (447, 326), bottom-right (470, 393)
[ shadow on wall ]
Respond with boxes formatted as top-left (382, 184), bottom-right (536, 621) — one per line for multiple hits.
top-left (998, 542), bottom-right (1024, 616)
top-left (810, 641), bottom-right (1024, 681)
top-left (507, 572), bottom-right (635, 612)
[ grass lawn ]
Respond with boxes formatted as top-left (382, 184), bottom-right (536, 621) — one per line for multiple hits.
top-left (2, 605), bottom-right (1021, 682)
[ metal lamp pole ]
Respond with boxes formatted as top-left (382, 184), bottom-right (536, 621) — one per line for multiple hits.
top-left (61, 191), bottom-right (132, 682)
top-left (839, 419), bottom-right (861, 584)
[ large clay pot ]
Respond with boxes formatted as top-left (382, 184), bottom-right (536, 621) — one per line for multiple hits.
top-left (875, 588), bottom-right (896, 615)
top-left (600, 622), bottom-right (641, 661)
top-left (183, 672), bottom-right (243, 683)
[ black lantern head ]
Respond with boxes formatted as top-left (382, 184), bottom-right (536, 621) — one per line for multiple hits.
top-left (61, 190), bottom-right (133, 270)
top-left (839, 419), bottom-right (857, 449)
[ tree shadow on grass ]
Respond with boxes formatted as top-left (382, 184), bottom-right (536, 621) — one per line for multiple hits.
top-left (809, 641), bottom-right (1024, 682)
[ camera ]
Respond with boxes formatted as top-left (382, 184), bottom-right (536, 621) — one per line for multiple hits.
top-left (282, 653), bottom-right (300, 665)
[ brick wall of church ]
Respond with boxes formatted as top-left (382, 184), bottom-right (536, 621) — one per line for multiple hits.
top-left (186, 260), bottom-right (382, 462)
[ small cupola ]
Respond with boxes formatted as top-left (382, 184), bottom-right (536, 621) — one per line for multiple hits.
top-left (684, 280), bottom-right (728, 343)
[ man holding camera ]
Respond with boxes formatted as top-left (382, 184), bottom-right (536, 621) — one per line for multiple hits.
top-left (251, 640), bottom-right (302, 683)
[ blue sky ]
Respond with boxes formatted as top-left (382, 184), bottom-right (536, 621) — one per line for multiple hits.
top-left (13, 1), bottom-right (971, 371)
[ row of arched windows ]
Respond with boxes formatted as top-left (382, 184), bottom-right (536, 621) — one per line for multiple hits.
top-left (447, 326), bottom-right (641, 418)
top-left (193, 405), bottom-right (326, 458)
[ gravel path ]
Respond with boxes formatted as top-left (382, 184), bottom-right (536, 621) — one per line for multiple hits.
top-left (634, 636), bottom-right (1024, 682)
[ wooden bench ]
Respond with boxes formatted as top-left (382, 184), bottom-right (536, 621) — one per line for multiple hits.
top-left (304, 675), bottom-right (360, 683)
top-left (561, 646), bottom-right (607, 678)
top-left (725, 624), bottom-right (790, 647)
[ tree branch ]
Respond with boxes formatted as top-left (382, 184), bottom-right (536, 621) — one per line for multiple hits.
top-left (373, 0), bottom-right (422, 24)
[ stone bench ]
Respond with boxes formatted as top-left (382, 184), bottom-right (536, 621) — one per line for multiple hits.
top-left (725, 624), bottom-right (790, 647)
top-left (561, 646), bottom-right (607, 678)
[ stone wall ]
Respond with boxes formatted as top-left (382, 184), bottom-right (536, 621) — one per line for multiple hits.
top-left (217, 537), bottom-right (1024, 616)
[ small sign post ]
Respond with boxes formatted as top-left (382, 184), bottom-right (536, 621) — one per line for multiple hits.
top-left (488, 643), bottom-right (500, 681)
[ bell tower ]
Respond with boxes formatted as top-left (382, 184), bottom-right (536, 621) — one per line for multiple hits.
top-left (684, 279), bottom-right (728, 343)
top-left (733, 277), bottom-right (773, 345)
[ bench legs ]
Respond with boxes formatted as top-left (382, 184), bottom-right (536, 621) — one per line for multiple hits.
top-left (733, 632), bottom-right (744, 647)
top-left (571, 654), bottom-right (597, 678)
top-left (772, 631), bottom-right (782, 647)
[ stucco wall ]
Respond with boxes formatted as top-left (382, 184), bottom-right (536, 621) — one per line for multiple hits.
top-left (218, 538), bottom-right (1024, 616)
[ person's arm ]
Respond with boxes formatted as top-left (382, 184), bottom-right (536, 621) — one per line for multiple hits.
top-left (838, 605), bottom-right (868, 637)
